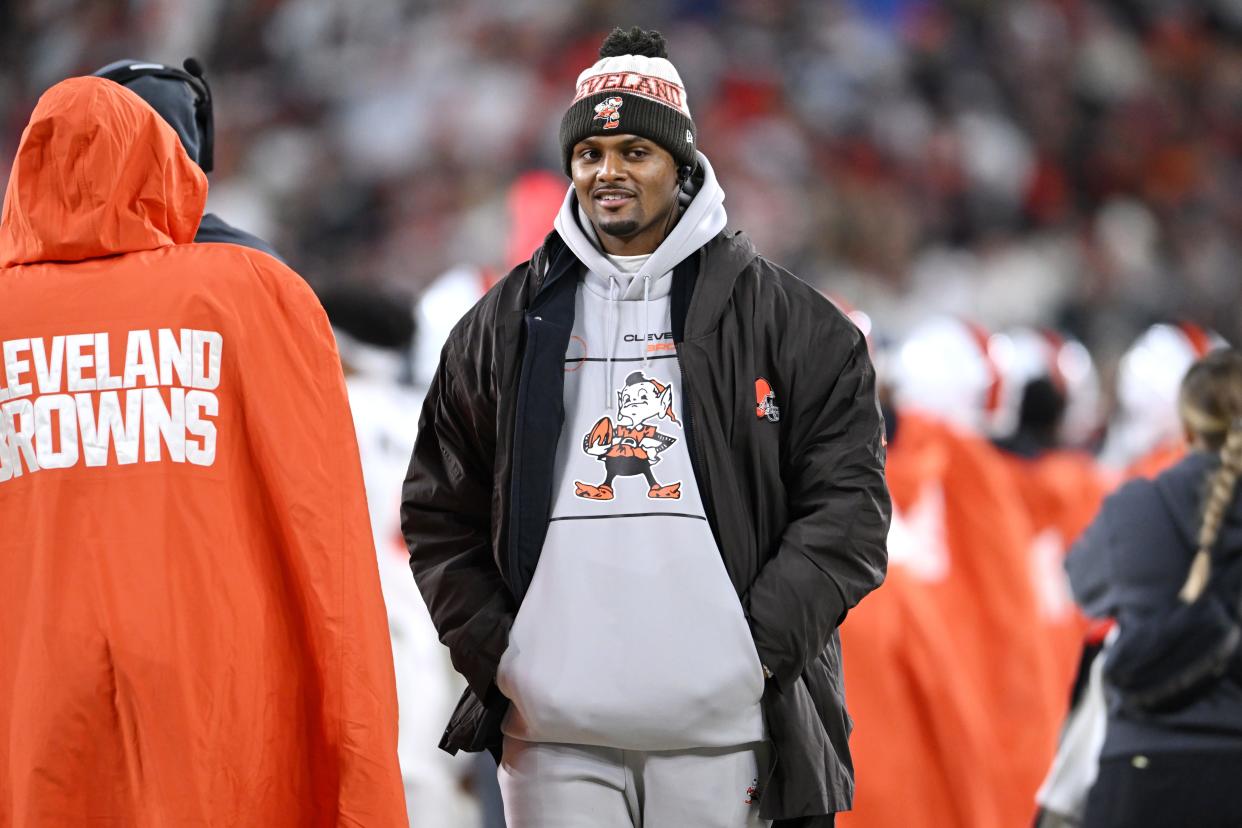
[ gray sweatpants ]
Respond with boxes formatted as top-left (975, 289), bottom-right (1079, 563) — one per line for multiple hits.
top-left (498, 736), bottom-right (772, 827)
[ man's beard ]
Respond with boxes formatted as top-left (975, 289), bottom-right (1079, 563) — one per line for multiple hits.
top-left (596, 217), bottom-right (641, 238)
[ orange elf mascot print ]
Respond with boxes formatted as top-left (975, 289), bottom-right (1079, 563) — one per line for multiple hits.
top-left (576, 371), bottom-right (682, 501)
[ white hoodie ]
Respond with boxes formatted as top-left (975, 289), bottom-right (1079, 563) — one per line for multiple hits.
top-left (495, 154), bottom-right (767, 750)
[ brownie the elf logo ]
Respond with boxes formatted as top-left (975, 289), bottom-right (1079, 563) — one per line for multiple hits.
top-left (593, 96), bottom-right (624, 130)
top-left (575, 371), bottom-right (681, 501)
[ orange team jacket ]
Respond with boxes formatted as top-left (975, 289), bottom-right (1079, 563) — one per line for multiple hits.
top-left (841, 412), bottom-right (1060, 828)
top-left (0, 78), bottom-right (406, 825)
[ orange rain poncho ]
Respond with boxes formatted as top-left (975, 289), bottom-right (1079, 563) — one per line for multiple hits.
top-left (841, 412), bottom-right (1062, 828)
top-left (0, 78), bottom-right (406, 825)
top-left (997, 447), bottom-right (1106, 703)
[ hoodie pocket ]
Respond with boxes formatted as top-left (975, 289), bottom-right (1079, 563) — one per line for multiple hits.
top-left (496, 518), bottom-right (767, 749)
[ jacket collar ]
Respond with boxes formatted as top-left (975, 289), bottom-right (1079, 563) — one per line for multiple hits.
top-left (685, 231), bottom-right (759, 340)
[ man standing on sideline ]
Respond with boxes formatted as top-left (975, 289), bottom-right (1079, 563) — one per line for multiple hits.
top-left (403, 27), bottom-right (889, 828)
top-left (0, 77), bottom-right (405, 824)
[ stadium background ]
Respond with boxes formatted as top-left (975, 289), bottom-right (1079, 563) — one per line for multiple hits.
top-left (4, 0), bottom-right (1241, 377)
top-left (2, 1), bottom-right (1241, 825)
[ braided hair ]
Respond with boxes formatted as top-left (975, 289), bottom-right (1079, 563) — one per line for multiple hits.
top-left (1177, 348), bottom-right (1242, 602)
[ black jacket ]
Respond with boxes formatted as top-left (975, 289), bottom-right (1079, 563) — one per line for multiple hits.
top-left (195, 213), bottom-right (283, 262)
top-left (402, 229), bottom-right (890, 823)
top-left (1067, 451), bottom-right (1242, 757)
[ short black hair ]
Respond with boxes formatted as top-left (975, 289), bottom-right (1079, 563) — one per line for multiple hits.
top-left (599, 27), bottom-right (668, 59)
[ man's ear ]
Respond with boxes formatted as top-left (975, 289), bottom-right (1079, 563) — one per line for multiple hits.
top-left (618, 390), bottom-right (625, 410)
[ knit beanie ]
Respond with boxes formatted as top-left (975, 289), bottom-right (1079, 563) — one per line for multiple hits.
top-left (559, 27), bottom-right (697, 175)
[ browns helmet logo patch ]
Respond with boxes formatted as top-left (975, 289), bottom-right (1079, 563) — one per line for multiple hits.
top-left (593, 96), bottom-right (624, 130)
top-left (755, 377), bottom-right (780, 422)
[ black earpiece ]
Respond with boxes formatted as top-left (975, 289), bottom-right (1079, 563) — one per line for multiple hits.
top-left (677, 165), bottom-right (693, 183)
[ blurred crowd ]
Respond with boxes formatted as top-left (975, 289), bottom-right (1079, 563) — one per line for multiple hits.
top-left (4, 1), bottom-right (1242, 826)
top-left (4, 0), bottom-right (1242, 382)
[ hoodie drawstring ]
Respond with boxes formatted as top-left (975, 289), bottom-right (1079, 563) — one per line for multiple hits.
top-left (606, 274), bottom-right (620, 406)
top-left (642, 273), bottom-right (652, 370)
top-left (604, 272), bottom-right (652, 400)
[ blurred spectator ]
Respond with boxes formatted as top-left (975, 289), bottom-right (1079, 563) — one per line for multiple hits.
top-left (322, 285), bottom-right (478, 827)
top-left (412, 169), bottom-right (563, 390)
top-left (1100, 321), bottom-right (1227, 475)
top-left (1066, 348), bottom-right (1242, 828)
top-left (846, 315), bottom-right (1061, 827)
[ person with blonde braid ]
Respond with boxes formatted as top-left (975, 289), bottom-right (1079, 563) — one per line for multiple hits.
top-left (1067, 348), bottom-right (1242, 828)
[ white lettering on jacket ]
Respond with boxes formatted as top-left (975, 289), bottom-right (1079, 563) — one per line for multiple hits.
top-left (0, 329), bottom-right (223, 483)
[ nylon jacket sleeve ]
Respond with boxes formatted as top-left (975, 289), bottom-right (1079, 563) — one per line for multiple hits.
top-left (746, 326), bottom-right (890, 689)
top-left (1066, 499), bottom-right (1118, 619)
top-left (402, 338), bottom-right (515, 700)
top-left (235, 256), bottom-right (406, 824)
top-left (1067, 479), bottom-right (1189, 620)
